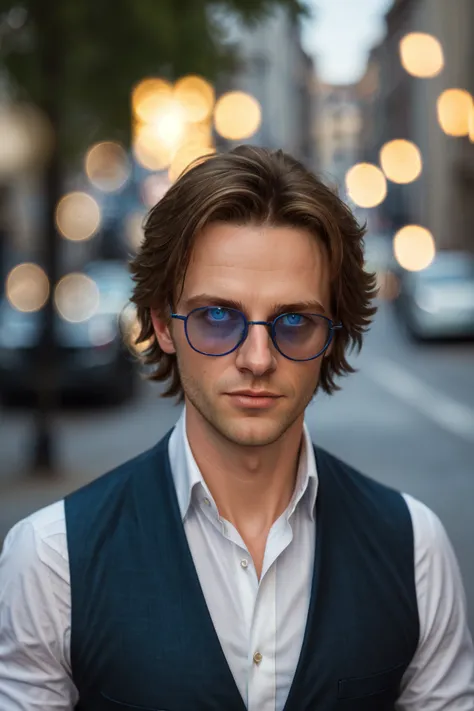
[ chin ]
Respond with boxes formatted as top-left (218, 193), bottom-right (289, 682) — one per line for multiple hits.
top-left (219, 413), bottom-right (288, 447)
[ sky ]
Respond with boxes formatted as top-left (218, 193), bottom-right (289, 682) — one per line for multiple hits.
top-left (301, 0), bottom-right (395, 85)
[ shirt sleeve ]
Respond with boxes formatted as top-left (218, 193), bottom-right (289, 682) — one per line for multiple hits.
top-left (397, 495), bottom-right (474, 710)
top-left (0, 515), bottom-right (78, 710)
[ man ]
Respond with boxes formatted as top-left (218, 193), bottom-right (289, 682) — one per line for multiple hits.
top-left (0, 145), bottom-right (473, 710)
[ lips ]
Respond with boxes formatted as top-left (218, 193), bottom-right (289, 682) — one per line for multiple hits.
top-left (228, 391), bottom-right (281, 398)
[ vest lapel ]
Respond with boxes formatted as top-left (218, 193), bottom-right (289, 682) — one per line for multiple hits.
top-left (154, 433), bottom-right (248, 711)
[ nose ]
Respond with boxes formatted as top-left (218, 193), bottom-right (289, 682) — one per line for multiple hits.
top-left (234, 322), bottom-right (277, 376)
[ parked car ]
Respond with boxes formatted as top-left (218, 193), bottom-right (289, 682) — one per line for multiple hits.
top-left (0, 260), bottom-right (138, 404)
top-left (393, 250), bottom-right (474, 341)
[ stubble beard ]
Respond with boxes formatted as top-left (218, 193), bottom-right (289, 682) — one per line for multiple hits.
top-left (179, 367), bottom-right (313, 449)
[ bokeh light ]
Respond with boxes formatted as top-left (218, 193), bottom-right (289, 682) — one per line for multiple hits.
top-left (399, 33), bottom-right (444, 78)
top-left (437, 89), bottom-right (474, 137)
top-left (120, 303), bottom-right (153, 354)
top-left (85, 141), bottom-right (130, 192)
top-left (0, 103), bottom-right (53, 177)
top-left (6, 263), bottom-right (49, 313)
top-left (125, 211), bottom-right (146, 251)
top-left (379, 139), bottom-right (423, 184)
top-left (393, 225), bottom-right (436, 272)
top-left (140, 173), bottom-right (170, 208)
top-left (214, 91), bottom-right (262, 140)
top-left (54, 273), bottom-right (100, 322)
top-left (55, 192), bottom-right (101, 241)
top-left (133, 123), bottom-right (176, 171)
top-left (168, 143), bottom-right (216, 183)
top-left (469, 106), bottom-right (474, 143)
top-left (345, 163), bottom-right (387, 208)
top-left (174, 75), bottom-right (215, 123)
top-left (132, 78), bottom-right (174, 124)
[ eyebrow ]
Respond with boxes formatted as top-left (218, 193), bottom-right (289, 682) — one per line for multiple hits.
top-left (182, 293), bottom-right (328, 316)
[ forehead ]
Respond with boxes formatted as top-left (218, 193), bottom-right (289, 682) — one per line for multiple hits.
top-left (180, 222), bottom-right (330, 308)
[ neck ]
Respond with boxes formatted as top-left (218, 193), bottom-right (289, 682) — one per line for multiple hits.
top-left (184, 403), bottom-right (304, 539)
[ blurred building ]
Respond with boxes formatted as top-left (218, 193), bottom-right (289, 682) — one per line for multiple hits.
top-left (360, 0), bottom-right (474, 251)
top-left (314, 82), bottom-right (363, 191)
top-left (217, 6), bottom-right (317, 168)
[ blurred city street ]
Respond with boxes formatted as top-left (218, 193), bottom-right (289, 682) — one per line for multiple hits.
top-left (2, 296), bottom-right (474, 631)
top-left (1, 0), bottom-right (474, 695)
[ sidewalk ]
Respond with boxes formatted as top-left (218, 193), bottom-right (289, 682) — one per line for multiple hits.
top-left (0, 385), bottom-right (182, 543)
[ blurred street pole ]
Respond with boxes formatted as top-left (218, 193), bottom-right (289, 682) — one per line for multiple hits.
top-left (31, 0), bottom-right (60, 475)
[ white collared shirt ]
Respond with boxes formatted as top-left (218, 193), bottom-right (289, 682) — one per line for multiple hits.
top-left (0, 410), bottom-right (473, 710)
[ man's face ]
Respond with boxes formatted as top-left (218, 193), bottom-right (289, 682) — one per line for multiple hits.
top-left (152, 222), bottom-right (331, 447)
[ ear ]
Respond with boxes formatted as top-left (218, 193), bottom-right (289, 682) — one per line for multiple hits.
top-left (150, 308), bottom-right (176, 355)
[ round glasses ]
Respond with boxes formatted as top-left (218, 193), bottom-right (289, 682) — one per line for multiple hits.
top-left (170, 306), bottom-right (342, 362)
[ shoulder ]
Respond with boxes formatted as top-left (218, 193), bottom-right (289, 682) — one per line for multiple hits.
top-left (0, 499), bottom-right (69, 615)
top-left (402, 493), bottom-right (464, 603)
top-left (1, 499), bottom-right (67, 566)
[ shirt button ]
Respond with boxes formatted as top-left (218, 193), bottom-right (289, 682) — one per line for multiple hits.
top-left (253, 652), bottom-right (263, 665)
top-left (203, 498), bottom-right (211, 506)
top-left (240, 559), bottom-right (249, 569)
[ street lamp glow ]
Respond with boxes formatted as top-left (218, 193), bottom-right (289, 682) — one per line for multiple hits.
top-left (399, 33), bottom-right (444, 78)
top-left (133, 124), bottom-right (175, 171)
top-left (174, 75), bottom-right (215, 123)
top-left (168, 143), bottom-right (216, 183)
top-left (393, 225), bottom-right (436, 272)
top-left (214, 91), bottom-right (262, 140)
top-left (379, 139), bottom-right (422, 184)
top-left (469, 106), bottom-right (474, 143)
top-left (132, 78), bottom-right (174, 124)
top-left (6, 263), bottom-right (49, 313)
top-left (85, 141), bottom-right (130, 192)
top-left (437, 89), bottom-right (474, 137)
top-left (54, 273), bottom-right (100, 322)
top-left (55, 192), bottom-right (101, 241)
top-left (345, 163), bottom-right (387, 209)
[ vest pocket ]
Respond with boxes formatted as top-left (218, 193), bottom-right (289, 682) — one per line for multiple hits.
top-left (337, 662), bottom-right (406, 700)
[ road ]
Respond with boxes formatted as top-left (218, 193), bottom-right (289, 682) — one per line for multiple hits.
top-left (1, 299), bottom-right (474, 631)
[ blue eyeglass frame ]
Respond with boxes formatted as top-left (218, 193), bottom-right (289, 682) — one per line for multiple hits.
top-left (170, 306), bottom-right (343, 362)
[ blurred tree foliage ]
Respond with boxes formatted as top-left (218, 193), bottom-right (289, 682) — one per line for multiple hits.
top-left (0, 0), bottom-right (307, 160)
top-left (0, 0), bottom-right (308, 473)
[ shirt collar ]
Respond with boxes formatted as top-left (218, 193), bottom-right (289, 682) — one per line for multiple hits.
top-left (168, 407), bottom-right (318, 523)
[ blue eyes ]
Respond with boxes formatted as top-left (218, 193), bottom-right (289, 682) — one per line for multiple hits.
top-left (208, 307), bottom-right (231, 321)
top-left (281, 313), bottom-right (304, 326)
top-left (205, 307), bottom-right (305, 326)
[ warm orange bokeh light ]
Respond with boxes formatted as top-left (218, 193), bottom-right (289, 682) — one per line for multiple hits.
top-left (399, 33), bottom-right (444, 78)
top-left (393, 225), bottom-right (436, 272)
top-left (469, 106), bottom-right (474, 143)
top-left (6, 263), bottom-right (49, 313)
top-left (345, 163), bottom-right (387, 208)
top-left (214, 91), bottom-right (261, 140)
top-left (55, 192), bottom-right (101, 241)
top-left (133, 123), bottom-right (176, 171)
top-left (85, 141), bottom-right (130, 192)
top-left (132, 78), bottom-right (174, 124)
top-left (379, 139), bottom-right (423, 184)
top-left (174, 75), bottom-right (215, 123)
top-left (437, 89), bottom-right (474, 137)
top-left (54, 273), bottom-right (100, 322)
top-left (168, 143), bottom-right (216, 183)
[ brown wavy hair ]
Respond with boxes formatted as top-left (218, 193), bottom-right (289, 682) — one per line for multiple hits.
top-left (129, 144), bottom-right (378, 402)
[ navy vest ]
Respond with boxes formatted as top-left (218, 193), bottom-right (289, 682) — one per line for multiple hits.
top-left (65, 428), bottom-right (419, 711)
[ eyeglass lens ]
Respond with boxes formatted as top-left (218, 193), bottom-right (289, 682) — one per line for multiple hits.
top-left (185, 307), bottom-right (330, 359)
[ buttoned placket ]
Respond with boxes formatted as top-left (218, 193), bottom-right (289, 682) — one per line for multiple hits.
top-left (210, 503), bottom-right (297, 711)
